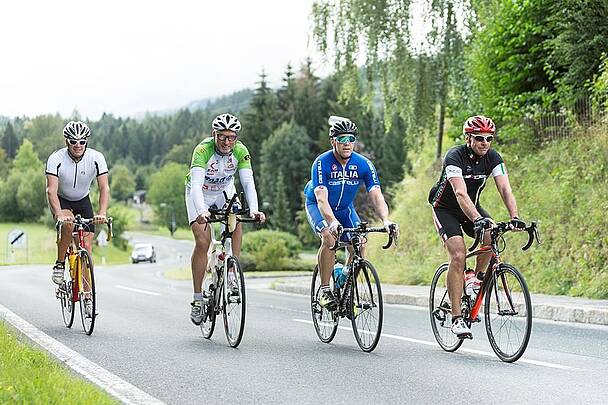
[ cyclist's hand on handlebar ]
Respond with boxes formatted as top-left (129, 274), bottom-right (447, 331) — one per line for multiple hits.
top-left (93, 214), bottom-right (107, 225)
top-left (195, 210), bottom-right (211, 224)
top-left (250, 210), bottom-right (266, 223)
top-left (383, 220), bottom-right (399, 238)
top-left (473, 216), bottom-right (493, 233)
top-left (509, 216), bottom-right (526, 231)
top-left (328, 220), bottom-right (341, 237)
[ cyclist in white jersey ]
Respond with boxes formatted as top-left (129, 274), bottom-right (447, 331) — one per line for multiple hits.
top-left (185, 113), bottom-right (266, 325)
top-left (46, 121), bottom-right (110, 285)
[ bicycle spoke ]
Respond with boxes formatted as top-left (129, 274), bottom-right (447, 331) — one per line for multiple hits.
top-left (310, 265), bottom-right (339, 343)
top-left (78, 250), bottom-right (96, 335)
top-left (222, 256), bottom-right (246, 347)
top-left (350, 261), bottom-right (383, 352)
top-left (429, 264), bottom-right (463, 352)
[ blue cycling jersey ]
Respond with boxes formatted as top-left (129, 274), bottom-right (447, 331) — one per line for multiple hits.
top-left (304, 150), bottom-right (381, 210)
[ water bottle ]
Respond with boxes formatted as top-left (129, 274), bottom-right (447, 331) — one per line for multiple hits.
top-left (464, 269), bottom-right (481, 302)
top-left (333, 263), bottom-right (348, 289)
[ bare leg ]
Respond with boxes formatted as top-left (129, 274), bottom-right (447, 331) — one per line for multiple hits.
top-left (474, 229), bottom-right (492, 274)
top-left (232, 223), bottom-right (242, 257)
top-left (191, 222), bottom-right (211, 294)
top-left (318, 229), bottom-right (336, 286)
top-left (56, 210), bottom-right (74, 261)
top-left (445, 236), bottom-right (467, 317)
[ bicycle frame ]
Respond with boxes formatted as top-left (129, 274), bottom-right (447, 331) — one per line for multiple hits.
top-left (463, 221), bottom-right (540, 322)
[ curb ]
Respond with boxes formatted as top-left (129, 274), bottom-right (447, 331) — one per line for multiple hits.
top-left (271, 283), bottom-right (608, 326)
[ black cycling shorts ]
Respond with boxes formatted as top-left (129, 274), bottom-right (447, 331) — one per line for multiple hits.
top-left (54, 195), bottom-right (95, 233)
top-left (431, 206), bottom-right (491, 242)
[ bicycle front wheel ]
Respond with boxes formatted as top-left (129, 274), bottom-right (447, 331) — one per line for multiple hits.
top-left (350, 260), bottom-right (383, 352)
top-left (484, 263), bottom-right (532, 362)
top-left (59, 279), bottom-right (75, 328)
top-left (310, 265), bottom-right (338, 343)
top-left (78, 250), bottom-right (96, 336)
top-left (200, 270), bottom-right (217, 339)
top-left (222, 256), bottom-right (246, 348)
top-left (429, 263), bottom-right (463, 352)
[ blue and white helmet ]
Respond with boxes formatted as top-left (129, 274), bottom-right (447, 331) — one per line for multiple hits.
top-left (212, 113), bottom-right (241, 133)
top-left (63, 121), bottom-right (91, 140)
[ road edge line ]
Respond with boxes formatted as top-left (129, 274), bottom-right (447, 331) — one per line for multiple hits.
top-left (0, 303), bottom-right (165, 405)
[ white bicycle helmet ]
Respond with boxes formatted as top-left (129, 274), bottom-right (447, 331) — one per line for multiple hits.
top-left (212, 113), bottom-right (241, 133)
top-left (63, 121), bottom-right (91, 140)
top-left (328, 115), bottom-right (358, 137)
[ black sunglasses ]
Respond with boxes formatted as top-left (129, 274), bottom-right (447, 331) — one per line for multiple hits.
top-left (68, 139), bottom-right (87, 145)
top-left (472, 135), bottom-right (494, 142)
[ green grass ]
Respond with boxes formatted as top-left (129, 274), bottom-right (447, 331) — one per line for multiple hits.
top-left (367, 126), bottom-right (608, 299)
top-left (0, 223), bottom-right (130, 266)
top-left (0, 321), bottom-right (117, 404)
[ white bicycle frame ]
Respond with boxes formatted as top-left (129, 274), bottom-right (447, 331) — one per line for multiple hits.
top-left (206, 212), bottom-right (239, 306)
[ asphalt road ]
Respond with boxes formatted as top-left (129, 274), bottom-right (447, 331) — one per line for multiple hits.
top-left (1, 233), bottom-right (607, 404)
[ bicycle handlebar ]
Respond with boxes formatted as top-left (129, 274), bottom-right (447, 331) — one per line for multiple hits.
top-left (468, 220), bottom-right (540, 252)
top-left (55, 215), bottom-right (114, 244)
top-left (330, 222), bottom-right (397, 251)
top-left (206, 192), bottom-right (261, 225)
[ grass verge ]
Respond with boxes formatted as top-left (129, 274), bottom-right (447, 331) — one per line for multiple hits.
top-left (0, 321), bottom-right (116, 404)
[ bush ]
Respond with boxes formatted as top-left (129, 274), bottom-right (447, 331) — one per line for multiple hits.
top-left (242, 230), bottom-right (302, 271)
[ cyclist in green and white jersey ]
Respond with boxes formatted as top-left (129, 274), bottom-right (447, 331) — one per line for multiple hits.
top-left (185, 113), bottom-right (266, 325)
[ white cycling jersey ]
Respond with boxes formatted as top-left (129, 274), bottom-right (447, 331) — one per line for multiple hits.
top-left (45, 148), bottom-right (108, 201)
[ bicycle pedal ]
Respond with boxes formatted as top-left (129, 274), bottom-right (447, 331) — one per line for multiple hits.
top-left (457, 333), bottom-right (473, 340)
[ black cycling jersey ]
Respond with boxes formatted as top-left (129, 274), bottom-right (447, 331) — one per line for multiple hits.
top-left (428, 144), bottom-right (505, 210)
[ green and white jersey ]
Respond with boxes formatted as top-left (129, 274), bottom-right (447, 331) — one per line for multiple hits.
top-left (186, 137), bottom-right (252, 192)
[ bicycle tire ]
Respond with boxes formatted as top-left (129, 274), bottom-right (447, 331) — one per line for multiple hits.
top-left (310, 265), bottom-right (338, 343)
top-left (222, 256), bottom-right (246, 348)
top-left (78, 250), bottom-right (96, 335)
top-left (59, 279), bottom-right (75, 328)
top-left (429, 263), bottom-right (464, 352)
top-left (484, 263), bottom-right (532, 362)
top-left (350, 260), bottom-right (383, 352)
top-left (200, 270), bottom-right (217, 339)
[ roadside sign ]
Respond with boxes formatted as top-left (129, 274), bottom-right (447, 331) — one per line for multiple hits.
top-left (8, 229), bottom-right (26, 248)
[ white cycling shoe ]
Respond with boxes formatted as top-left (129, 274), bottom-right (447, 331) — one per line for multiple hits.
top-left (451, 317), bottom-right (473, 339)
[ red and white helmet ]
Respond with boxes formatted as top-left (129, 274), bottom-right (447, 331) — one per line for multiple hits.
top-left (463, 115), bottom-right (496, 135)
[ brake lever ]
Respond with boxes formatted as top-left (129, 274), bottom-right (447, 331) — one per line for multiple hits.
top-left (330, 226), bottom-right (343, 251)
top-left (468, 229), bottom-right (482, 252)
top-left (382, 225), bottom-right (396, 249)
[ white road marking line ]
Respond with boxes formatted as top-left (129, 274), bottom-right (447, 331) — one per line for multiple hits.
top-left (116, 285), bottom-right (160, 296)
top-left (292, 318), bottom-right (576, 370)
top-left (0, 303), bottom-right (164, 405)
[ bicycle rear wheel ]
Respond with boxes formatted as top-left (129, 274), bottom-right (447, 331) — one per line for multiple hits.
top-left (78, 250), bottom-right (96, 335)
top-left (429, 263), bottom-right (464, 352)
top-left (350, 260), bottom-right (383, 352)
top-left (484, 263), bottom-right (532, 362)
top-left (58, 279), bottom-right (75, 328)
top-left (200, 269), bottom-right (217, 339)
top-left (310, 265), bottom-right (338, 343)
top-left (222, 256), bottom-right (246, 348)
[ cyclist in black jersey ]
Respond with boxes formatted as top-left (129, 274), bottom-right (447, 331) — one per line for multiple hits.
top-left (428, 115), bottom-right (525, 338)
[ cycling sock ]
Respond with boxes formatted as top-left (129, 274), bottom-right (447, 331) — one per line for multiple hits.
top-left (193, 292), bottom-right (204, 301)
top-left (320, 285), bottom-right (331, 293)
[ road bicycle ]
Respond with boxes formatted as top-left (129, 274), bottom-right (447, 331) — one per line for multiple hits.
top-left (56, 215), bottom-right (113, 336)
top-left (199, 193), bottom-right (259, 348)
top-left (429, 220), bottom-right (540, 362)
top-left (311, 222), bottom-right (397, 352)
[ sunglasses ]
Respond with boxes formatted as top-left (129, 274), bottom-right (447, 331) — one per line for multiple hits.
top-left (472, 135), bottom-right (494, 142)
top-left (68, 139), bottom-right (87, 145)
top-left (335, 134), bottom-right (356, 144)
top-left (216, 134), bottom-right (238, 142)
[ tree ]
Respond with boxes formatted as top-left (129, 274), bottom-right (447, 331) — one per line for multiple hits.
top-left (260, 121), bottom-right (313, 231)
top-left (0, 148), bottom-right (10, 179)
top-left (277, 64), bottom-right (297, 122)
top-left (1, 122), bottom-right (19, 159)
top-left (147, 163), bottom-right (189, 228)
top-left (23, 115), bottom-right (64, 161)
top-left (243, 70), bottom-right (279, 171)
top-left (110, 164), bottom-right (136, 201)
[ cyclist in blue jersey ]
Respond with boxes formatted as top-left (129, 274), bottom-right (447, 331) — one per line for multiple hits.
top-left (304, 116), bottom-right (398, 310)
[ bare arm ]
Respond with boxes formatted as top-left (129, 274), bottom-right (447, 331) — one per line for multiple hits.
top-left (368, 188), bottom-right (389, 222)
top-left (448, 176), bottom-right (482, 221)
top-left (494, 175), bottom-right (519, 219)
top-left (46, 175), bottom-right (63, 218)
top-left (314, 187), bottom-right (338, 225)
top-left (96, 173), bottom-right (110, 217)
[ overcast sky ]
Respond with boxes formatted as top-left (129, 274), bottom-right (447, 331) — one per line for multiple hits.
top-left (0, 0), bottom-right (326, 119)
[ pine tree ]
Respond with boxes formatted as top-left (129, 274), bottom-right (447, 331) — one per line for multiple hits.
top-left (1, 122), bottom-right (19, 159)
